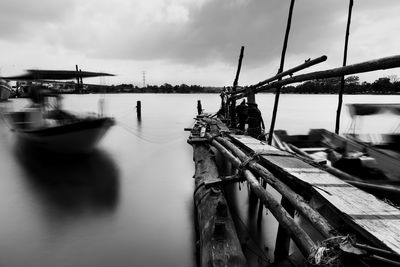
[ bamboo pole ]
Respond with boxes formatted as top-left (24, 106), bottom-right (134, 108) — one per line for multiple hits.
top-left (243, 169), bottom-right (316, 257)
top-left (230, 46), bottom-right (245, 127)
top-left (268, 0), bottom-right (296, 145)
top-left (248, 55), bottom-right (327, 90)
top-left (335, 0), bottom-right (354, 134)
top-left (233, 55), bottom-right (400, 99)
top-left (206, 134), bottom-right (336, 239)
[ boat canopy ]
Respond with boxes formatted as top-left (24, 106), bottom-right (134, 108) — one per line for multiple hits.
top-left (347, 103), bottom-right (400, 117)
top-left (1, 69), bottom-right (115, 81)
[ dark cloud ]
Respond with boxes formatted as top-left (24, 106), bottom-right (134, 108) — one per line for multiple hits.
top-left (1, 0), bottom-right (400, 84)
top-left (0, 0), bottom-right (74, 40)
top-left (93, 0), bottom-right (395, 69)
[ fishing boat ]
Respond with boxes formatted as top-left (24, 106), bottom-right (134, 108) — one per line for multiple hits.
top-left (273, 103), bottom-right (400, 203)
top-left (2, 69), bottom-right (115, 154)
top-left (275, 103), bottom-right (400, 180)
top-left (0, 79), bottom-right (12, 101)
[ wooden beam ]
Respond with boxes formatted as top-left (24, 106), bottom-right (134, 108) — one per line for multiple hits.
top-left (234, 55), bottom-right (400, 99)
top-left (192, 143), bottom-right (247, 267)
top-left (249, 55), bottom-right (327, 90)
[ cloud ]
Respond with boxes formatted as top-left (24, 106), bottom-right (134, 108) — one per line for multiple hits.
top-left (1, 0), bottom-right (400, 85)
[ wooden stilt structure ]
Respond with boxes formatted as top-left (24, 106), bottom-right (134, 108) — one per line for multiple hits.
top-left (186, 2), bottom-right (400, 263)
top-left (188, 111), bottom-right (400, 265)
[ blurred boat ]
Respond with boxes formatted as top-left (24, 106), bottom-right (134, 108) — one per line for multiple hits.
top-left (3, 69), bottom-right (115, 154)
top-left (0, 79), bottom-right (12, 101)
top-left (274, 103), bottom-right (400, 203)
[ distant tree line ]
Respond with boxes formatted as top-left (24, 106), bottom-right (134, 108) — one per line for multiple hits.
top-left (11, 75), bottom-right (400, 96)
top-left (85, 83), bottom-right (223, 94)
top-left (280, 75), bottom-right (400, 94)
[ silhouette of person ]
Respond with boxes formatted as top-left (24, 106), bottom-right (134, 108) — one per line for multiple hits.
top-left (235, 100), bottom-right (248, 131)
top-left (247, 103), bottom-right (265, 140)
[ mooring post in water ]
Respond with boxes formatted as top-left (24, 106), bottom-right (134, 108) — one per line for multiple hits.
top-left (136, 100), bottom-right (141, 119)
top-left (267, 0), bottom-right (295, 146)
top-left (75, 64), bottom-right (80, 85)
top-left (197, 100), bottom-right (202, 115)
top-left (335, 0), bottom-right (354, 134)
top-left (230, 46), bottom-right (245, 127)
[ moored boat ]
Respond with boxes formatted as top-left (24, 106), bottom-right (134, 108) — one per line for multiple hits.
top-left (0, 79), bottom-right (12, 101)
top-left (2, 69), bottom-right (115, 154)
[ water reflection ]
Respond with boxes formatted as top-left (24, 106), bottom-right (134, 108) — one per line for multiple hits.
top-left (14, 143), bottom-right (119, 219)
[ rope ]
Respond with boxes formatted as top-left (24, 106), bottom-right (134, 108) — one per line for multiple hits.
top-left (116, 119), bottom-right (183, 144)
top-left (237, 152), bottom-right (261, 175)
top-left (308, 235), bottom-right (355, 266)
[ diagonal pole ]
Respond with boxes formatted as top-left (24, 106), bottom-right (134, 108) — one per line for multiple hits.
top-left (335, 0), bottom-right (354, 134)
top-left (267, 0), bottom-right (295, 145)
top-left (230, 46), bottom-right (245, 127)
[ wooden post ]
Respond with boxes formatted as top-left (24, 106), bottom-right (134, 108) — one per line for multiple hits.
top-left (191, 144), bottom-right (247, 267)
top-left (136, 100), bottom-right (141, 119)
top-left (75, 65), bottom-right (80, 84)
top-left (268, 0), bottom-right (295, 145)
top-left (335, 0), bottom-right (353, 134)
top-left (230, 46), bottom-right (245, 127)
top-left (256, 179), bottom-right (267, 225)
top-left (197, 100), bottom-right (202, 115)
top-left (274, 197), bottom-right (296, 261)
top-left (246, 87), bottom-right (256, 105)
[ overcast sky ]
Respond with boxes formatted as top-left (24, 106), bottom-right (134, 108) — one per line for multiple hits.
top-left (0, 0), bottom-right (399, 86)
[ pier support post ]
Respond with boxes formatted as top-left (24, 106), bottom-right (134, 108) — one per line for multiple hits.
top-left (274, 197), bottom-right (296, 261)
top-left (197, 100), bottom-right (202, 115)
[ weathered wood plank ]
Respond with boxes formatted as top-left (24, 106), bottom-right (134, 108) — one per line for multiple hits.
top-left (230, 134), bottom-right (400, 255)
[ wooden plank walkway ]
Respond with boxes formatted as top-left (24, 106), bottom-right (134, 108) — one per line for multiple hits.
top-left (230, 134), bottom-right (400, 255)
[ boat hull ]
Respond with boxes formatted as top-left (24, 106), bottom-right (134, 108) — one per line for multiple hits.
top-left (0, 82), bottom-right (11, 101)
top-left (12, 117), bottom-right (114, 154)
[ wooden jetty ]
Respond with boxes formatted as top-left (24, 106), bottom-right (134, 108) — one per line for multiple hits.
top-left (186, 2), bottom-right (400, 265)
top-left (188, 115), bottom-right (400, 266)
top-left (186, 52), bottom-right (400, 267)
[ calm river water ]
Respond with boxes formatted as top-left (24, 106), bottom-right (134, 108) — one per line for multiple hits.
top-left (0, 93), bottom-right (399, 267)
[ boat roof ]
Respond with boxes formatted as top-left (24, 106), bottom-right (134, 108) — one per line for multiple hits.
top-left (347, 103), bottom-right (400, 117)
top-left (1, 69), bottom-right (115, 81)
